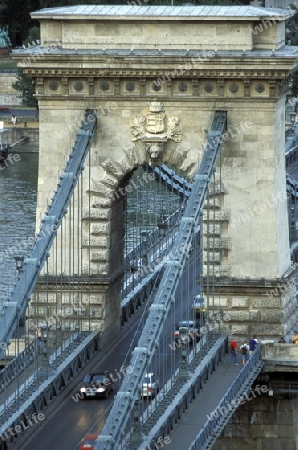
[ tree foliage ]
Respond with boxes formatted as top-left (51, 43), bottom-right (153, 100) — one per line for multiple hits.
top-left (0, 0), bottom-right (40, 46)
top-left (12, 68), bottom-right (38, 112)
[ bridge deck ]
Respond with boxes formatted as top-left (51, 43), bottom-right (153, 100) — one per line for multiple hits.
top-left (165, 354), bottom-right (242, 450)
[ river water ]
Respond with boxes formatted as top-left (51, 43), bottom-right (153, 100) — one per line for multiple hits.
top-left (0, 151), bottom-right (38, 300)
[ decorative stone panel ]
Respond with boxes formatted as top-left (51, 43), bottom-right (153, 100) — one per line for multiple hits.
top-left (203, 237), bottom-right (232, 251)
top-left (121, 79), bottom-right (140, 95)
top-left (203, 197), bottom-right (221, 208)
top-left (173, 80), bottom-right (192, 96)
top-left (201, 80), bottom-right (216, 95)
top-left (82, 236), bottom-right (110, 248)
top-left (252, 297), bottom-right (281, 309)
top-left (98, 79), bottom-right (113, 94)
top-left (212, 265), bottom-right (232, 277)
top-left (91, 250), bottom-right (109, 262)
top-left (69, 79), bottom-right (87, 94)
top-left (230, 297), bottom-right (249, 308)
top-left (202, 224), bottom-right (221, 235)
top-left (203, 252), bottom-right (221, 264)
top-left (83, 207), bottom-right (110, 220)
top-left (203, 210), bottom-right (230, 221)
top-left (228, 310), bottom-right (251, 321)
top-left (89, 223), bottom-right (109, 234)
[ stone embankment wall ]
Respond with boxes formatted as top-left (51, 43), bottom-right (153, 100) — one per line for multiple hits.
top-left (0, 72), bottom-right (21, 106)
top-left (214, 395), bottom-right (298, 450)
top-left (8, 127), bottom-right (38, 151)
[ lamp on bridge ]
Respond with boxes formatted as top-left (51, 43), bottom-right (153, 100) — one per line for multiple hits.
top-left (157, 209), bottom-right (168, 238)
top-left (41, 324), bottom-right (51, 376)
top-left (193, 295), bottom-right (206, 333)
top-left (157, 222), bottom-right (167, 237)
top-left (290, 205), bottom-right (296, 242)
top-left (290, 112), bottom-right (297, 135)
top-left (14, 255), bottom-right (24, 275)
top-left (141, 231), bottom-right (149, 266)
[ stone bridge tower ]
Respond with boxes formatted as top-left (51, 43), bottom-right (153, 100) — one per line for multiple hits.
top-left (13, 5), bottom-right (298, 341)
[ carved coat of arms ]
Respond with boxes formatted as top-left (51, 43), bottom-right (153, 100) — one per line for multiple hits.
top-left (130, 101), bottom-right (182, 143)
top-left (146, 111), bottom-right (165, 134)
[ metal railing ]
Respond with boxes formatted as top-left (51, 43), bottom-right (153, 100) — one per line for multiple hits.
top-left (140, 334), bottom-right (227, 449)
top-left (0, 110), bottom-right (97, 361)
top-left (0, 339), bottom-right (36, 394)
top-left (0, 331), bottom-right (100, 449)
top-left (189, 344), bottom-right (264, 450)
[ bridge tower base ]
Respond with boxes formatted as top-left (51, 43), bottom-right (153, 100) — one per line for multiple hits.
top-left (214, 393), bottom-right (298, 450)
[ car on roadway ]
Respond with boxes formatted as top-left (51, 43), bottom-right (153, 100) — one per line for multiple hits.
top-left (0, 106), bottom-right (9, 111)
top-left (142, 372), bottom-right (160, 398)
top-left (79, 371), bottom-right (114, 399)
top-left (174, 320), bottom-right (200, 344)
top-left (79, 433), bottom-right (98, 449)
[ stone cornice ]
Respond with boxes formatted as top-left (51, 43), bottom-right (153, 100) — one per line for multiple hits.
top-left (12, 49), bottom-right (298, 68)
top-left (21, 67), bottom-right (292, 81)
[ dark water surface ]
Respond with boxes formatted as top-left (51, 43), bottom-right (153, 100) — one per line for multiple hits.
top-left (0, 152), bottom-right (38, 299)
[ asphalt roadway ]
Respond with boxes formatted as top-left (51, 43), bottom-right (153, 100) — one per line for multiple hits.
top-left (0, 108), bottom-right (36, 118)
top-left (13, 251), bottom-right (201, 450)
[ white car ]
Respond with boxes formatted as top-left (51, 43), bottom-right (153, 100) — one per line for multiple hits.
top-left (142, 373), bottom-right (160, 398)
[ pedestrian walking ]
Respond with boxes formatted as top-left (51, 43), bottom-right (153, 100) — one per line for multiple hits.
top-left (130, 258), bottom-right (138, 273)
top-left (240, 340), bottom-right (250, 365)
top-left (230, 338), bottom-right (239, 366)
top-left (249, 335), bottom-right (258, 353)
top-left (36, 327), bottom-right (42, 353)
top-left (137, 257), bottom-right (142, 270)
top-left (130, 260), bottom-right (134, 273)
top-left (11, 115), bottom-right (17, 126)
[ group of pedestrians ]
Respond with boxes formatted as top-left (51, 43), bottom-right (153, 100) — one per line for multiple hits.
top-left (230, 335), bottom-right (258, 366)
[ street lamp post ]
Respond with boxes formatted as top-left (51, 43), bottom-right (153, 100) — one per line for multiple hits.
top-left (41, 324), bottom-right (50, 376)
top-left (157, 223), bottom-right (167, 237)
top-left (290, 204), bottom-right (296, 242)
top-left (141, 231), bottom-right (149, 267)
top-left (14, 255), bottom-right (24, 277)
top-left (157, 209), bottom-right (168, 252)
top-left (193, 295), bottom-right (206, 348)
top-left (157, 222), bottom-right (168, 257)
top-left (290, 112), bottom-right (297, 136)
top-left (178, 327), bottom-right (189, 380)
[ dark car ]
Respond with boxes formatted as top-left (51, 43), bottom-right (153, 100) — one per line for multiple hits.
top-left (78, 371), bottom-right (114, 399)
top-left (174, 320), bottom-right (200, 344)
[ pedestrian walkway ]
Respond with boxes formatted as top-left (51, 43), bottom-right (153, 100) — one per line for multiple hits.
top-left (165, 352), bottom-right (241, 450)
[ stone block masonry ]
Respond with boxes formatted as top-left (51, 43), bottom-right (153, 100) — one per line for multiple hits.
top-left (213, 394), bottom-right (298, 450)
top-left (11, 4), bottom-right (298, 340)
